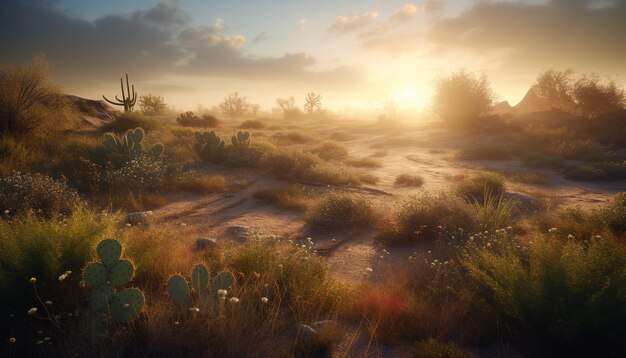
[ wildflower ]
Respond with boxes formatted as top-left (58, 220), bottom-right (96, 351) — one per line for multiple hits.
top-left (567, 234), bottom-right (575, 239)
top-left (379, 255), bottom-right (384, 259)
top-left (261, 297), bottom-right (268, 303)
top-left (45, 301), bottom-right (53, 306)
top-left (548, 228), bottom-right (557, 233)
top-left (217, 289), bottom-right (228, 297)
top-left (123, 304), bottom-right (130, 308)
top-left (174, 321), bottom-right (180, 325)
top-left (27, 308), bottom-right (38, 315)
top-left (332, 239), bottom-right (337, 243)
top-left (188, 307), bottom-right (200, 313)
top-left (278, 264), bottom-right (283, 269)
top-left (365, 267), bottom-right (373, 273)
top-left (4, 210), bottom-right (9, 215)
top-left (9, 337), bottom-right (16, 343)
top-left (44, 337), bottom-right (50, 341)
top-left (29, 277), bottom-right (37, 284)
top-left (180, 223), bottom-right (187, 227)
top-left (125, 223), bottom-right (132, 227)
top-left (36, 340), bottom-right (44, 345)
top-left (229, 297), bottom-right (240, 304)
top-left (58, 273), bottom-right (69, 282)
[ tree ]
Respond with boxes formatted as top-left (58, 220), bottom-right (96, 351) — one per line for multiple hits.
top-left (304, 92), bottom-right (322, 114)
top-left (0, 56), bottom-right (74, 136)
top-left (573, 74), bottom-right (625, 119)
top-left (534, 69), bottom-right (576, 112)
top-left (276, 97), bottom-right (301, 119)
top-left (219, 92), bottom-right (249, 118)
top-left (250, 103), bottom-right (261, 117)
top-left (138, 94), bottom-right (167, 115)
top-left (432, 69), bottom-right (494, 124)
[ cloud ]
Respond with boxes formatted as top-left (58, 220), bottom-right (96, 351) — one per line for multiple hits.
top-left (0, 0), bottom-right (364, 95)
top-left (424, 0), bottom-right (444, 13)
top-left (391, 4), bottom-right (418, 22)
top-left (298, 18), bottom-right (307, 32)
top-left (428, 0), bottom-right (626, 74)
top-left (328, 11), bottom-right (379, 35)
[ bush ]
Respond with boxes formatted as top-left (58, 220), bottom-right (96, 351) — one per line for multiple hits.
top-left (239, 119), bottom-right (265, 130)
top-left (573, 74), bottom-right (625, 119)
top-left (307, 192), bottom-right (372, 230)
top-left (219, 92), bottom-right (249, 118)
top-left (253, 185), bottom-right (312, 211)
top-left (139, 94), bottom-right (167, 115)
top-left (382, 193), bottom-right (478, 242)
top-left (598, 191), bottom-right (626, 237)
top-left (432, 69), bottom-right (494, 125)
top-left (104, 155), bottom-right (171, 193)
top-left (395, 174), bottom-right (425, 187)
top-left (347, 157), bottom-right (383, 168)
top-left (101, 112), bottom-right (160, 133)
top-left (222, 142), bottom-right (275, 168)
top-left (0, 172), bottom-right (83, 217)
top-left (463, 234), bottom-right (626, 356)
top-left (176, 111), bottom-right (219, 128)
top-left (0, 209), bottom-right (118, 316)
top-left (262, 149), bottom-right (322, 178)
top-left (413, 339), bottom-right (467, 358)
top-left (453, 172), bottom-right (506, 202)
top-left (311, 141), bottom-right (348, 160)
top-left (0, 56), bottom-right (76, 137)
top-left (172, 173), bottom-right (229, 194)
top-left (305, 163), bottom-right (362, 186)
top-left (563, 162), bottom-right (626, 181)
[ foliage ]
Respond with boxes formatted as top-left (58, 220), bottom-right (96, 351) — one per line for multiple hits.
top-left (432, 69), bottom-right (494, 125)
top-left (104, 155), bottom-right (170, 193)
top-left (307, 192), bottom-right (372, 230)
top-left (304, 92), bottom-right (322, 114)
top-left (573, 74), bottom-right (625, 119)
top-left (394, 174), bottom-right (425, 187)
top-left (453, 172), bottom-right (506, 203)
top-left (194, 131), bottom-right (225, 163)
top-left (219, 92), bottom-right (249, 118)
top-left (177, 111), bottom-right (219, 128)
top-left (311, 141), bottom-right (349, 160)
top-left (253, 185), bottom-right (312, 211)
top-left (231, 130), bottom-right (250, 147)
top-left (263, 149), bottom-right (322, 178)
top-left (101, 112), bottom-right (161, 133)
top-left (277, 96), bottom-right (302, 119)
top-left (102, 127), bottom-right (164, 161)
top-left (533, 69), bottom-right (576, 112)
top-left (0, 56), bottom-right (76, 136)
top-left (139, 94), bottom-right (167, 115)
top-left (0, 171), bottom-right (83, 217)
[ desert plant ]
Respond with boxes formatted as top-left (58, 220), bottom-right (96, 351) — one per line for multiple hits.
top-left (471, 189), bottom-right (516, 231)
top-left (193, 131), bottom-right (225, 163)
top-left (83, 239), bottom-right (145, 325)
top-left (103, 73), bottom-right (137, 113)
top-left (454, 172), bottom-right (506, 202)
top-left (432, 69), bottom-right (494, 125)
top-left (573, 74), bottom-right (625, 119)
top-left (101, 112), bottom-right (160, 133)
top-left (166, 264), bottom-right (234, 312)
top-left (394, 174), bottom-right (424, 187)
top-left (277, 97), bottom-right (301, 119)
top-left (311, 141), bottom-right (348, 161)
top-left (177, 112), bottom-right (219, 127)
top-left (138, 94), bottom-right (166, 115)
top-left (307, 192), bottom-right (372, 230)
top-left (304, 92), bottom-right (322, 114)
top-left (104, 155), bottom-right (169, 193)
top-left (0, 56), bottom-right (75, 136)
top-left (231, 130), bottom-right (250, 147)
top-left (0, 171), bottom-right (83, 217)
top-left (102, 127), bottom-right (164, 160)
top-left (533, 69), bottom-right (576, 112)
top-left (219, 92), bottom-right (249, 118)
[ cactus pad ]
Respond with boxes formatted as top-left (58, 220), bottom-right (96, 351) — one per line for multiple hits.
top-left (90, 283), bottom-right (114, 312)
top-left (211, 271), bottom-right (234, 296)
top-left (110, 288), bottom-right (145, 323)
top-left (131, 128), bottom-right (144, 143)
top-left (191, 264), bottom-right (210, 293)
top-left (109, 259), bottom-right (134, 287)
top-left (84, 262), bottom-right (108, 286)
top-left (97, 239), bottom-right (122, 268)
top-left (167, 275), bottom-right (191, 308)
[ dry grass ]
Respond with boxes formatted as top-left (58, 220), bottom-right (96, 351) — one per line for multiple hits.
top-left (253, 185), bottom-right (313, 211)
top-left (311, 141), bottom-right (349, 160)
top-left (172, 174), bottom-right (229, 194)
top-left (346, 157), bottom-right (383, 168)
top-left (394, 174), bottom-right (425, 187)
top-left (271, 130), bottom-right (318, 145)
top-left (307, 192), bottom-right (373, 230)
top-left (239, 119), bottom-right (266, 130)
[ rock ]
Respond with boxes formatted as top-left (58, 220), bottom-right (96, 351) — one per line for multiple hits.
top-left (298, 320), bottom-right (342, 350)
top-left (126, 212), bottom-right (149, 226)
top-left (226, 225), bottom-right (251, 243)
top-left (298, 324), bottom-right (318, 348)
top-left (196, 238), bottom-right (218, 250)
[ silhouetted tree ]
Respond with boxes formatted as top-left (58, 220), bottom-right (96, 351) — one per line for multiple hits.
top-left (219, 92), bottom-right (249, 118)
top-left (276, 96), bottom-right (301, 119)
top-left (139, 94), bottom-right (167, 115)
top-left (432, 69), bottom-right (494, 125)
top-left (304, 92), bottom-right (322, 114)
top-left (573, 74), bottom-right (625, 119)
top-left (534, 69), bottom-right (576, 112)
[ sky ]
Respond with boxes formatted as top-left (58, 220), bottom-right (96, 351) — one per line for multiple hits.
top-left (1, 0), bottom-right (625, 113)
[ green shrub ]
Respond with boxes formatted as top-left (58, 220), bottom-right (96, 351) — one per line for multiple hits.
top-left (307, 192), bottom-right (372, 230)
top-left (311, 141), bottom-right (349, 160)
top-left (463, 234), bottom-right (626, 356)
top-left (0, 208), bottom-right (118, 315)
top-left (0, 172), bottom-right (83, 217)
top-left (383, 193), bottom-right (478, 242)
top-left (101, 112), bottom-right (160, 133)
top-left (470, 190), bottom-right (516, 231)
top-left (454, 172), bottom-right (506, 202)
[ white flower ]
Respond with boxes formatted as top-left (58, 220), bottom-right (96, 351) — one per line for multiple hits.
top-left (261, 297), bottom-right (268, 303)
top-left (188, 307), bottom-right (200, 313)
top-left (365, 267), bottom-right (373, 273)
top-left (229, 297), bottom-right (240, 304)
top-left (29, 277), bottom-right (37, 284)
top-left (174, 321), bottom-right (180, 325)
top-left (548, 228), bottom-right (557, 233)
top-left (9, 337), bottom-right (16, 343)
top-left (27, 308), bottom-right (38, 315)
top-left (217, 289), bottom-right (228, 297)
top-left (58, 273), bottom-right (69, 282)
top-left (45, 301), bottom-right (53, 306)
top-left (3, 210), bottom-right (9, 215)
top-left (123, 304), bottom-right (130, 308)
top-left (331, 239), bottom-right (337, 243)
top-left (567, 234), bottom-right (575, 239)
top-left (278, 264), bottom-right (283, 269)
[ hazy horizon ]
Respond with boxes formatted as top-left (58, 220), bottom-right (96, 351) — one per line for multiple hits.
top-left (1, 0), bottom-right (625, 112)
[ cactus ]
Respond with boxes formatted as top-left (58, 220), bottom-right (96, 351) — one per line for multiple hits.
top-left (211, 271), bottom-right (235, 297)
top-left (103, 73), bottom-right (137, 113)
top-left (82, 239), bottom-right (144, 324)
top-left (231, 131), bottom-right (250, 147)
top-left (194, 131), bottom-right (225, 163)
top-left (166, 264), bottom-right (235, 310)
top-left (102, 127), bottom-right (164, 160)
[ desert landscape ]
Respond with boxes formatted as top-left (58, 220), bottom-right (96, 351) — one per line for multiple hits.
top-left (1, 1), bottom-right (626, 357)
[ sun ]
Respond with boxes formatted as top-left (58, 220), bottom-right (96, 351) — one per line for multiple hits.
top-left (390, 86), bottom-right (430, 110)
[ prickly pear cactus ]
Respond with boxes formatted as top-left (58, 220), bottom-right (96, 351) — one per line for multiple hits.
top-left (231, 131), bottom-right (250, 147)
top-left (83, 239), bottom-right (144, 324)
top-left (194, 131), bottom-right (225, 163)
top-left (211, 271), bottom-right (234, 297)
top-left (101, 127), bottom-right (164, 160)
top-left (191, 264), bottom-right (209, 293)
top-left (167, 274), bottom-right (191, 308)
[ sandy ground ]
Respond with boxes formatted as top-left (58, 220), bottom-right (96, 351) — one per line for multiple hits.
top-left (148, 117), bottom-right (624, 357)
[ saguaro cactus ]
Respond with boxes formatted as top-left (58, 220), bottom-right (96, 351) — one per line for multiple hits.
top-left (103, 73), bottom-right (137, 113)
